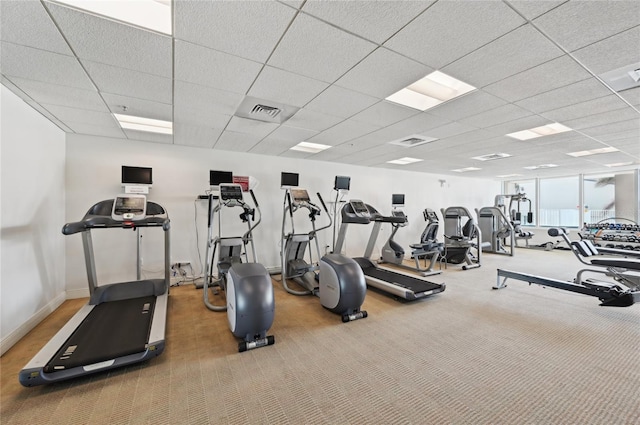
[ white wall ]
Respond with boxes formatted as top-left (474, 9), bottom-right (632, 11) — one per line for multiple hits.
top-left (65, 134), bottom-right (500, 295)
top-left (0, 85), bottom-right (66, 355)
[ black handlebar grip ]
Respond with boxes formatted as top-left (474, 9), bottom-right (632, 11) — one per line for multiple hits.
top-left (317, 192), bottom-right (329, 213)
top-left (207, 193), bottom-right (213, 227)
top-left (286, 191), bottom-right (294, 218)
top-left (249, 189), bottom-right (259, 207)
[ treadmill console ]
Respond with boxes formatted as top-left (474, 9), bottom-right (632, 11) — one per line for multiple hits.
top-left (291, 189), bottom-right (310, 202)
top-left (392, 210), bottom-right (406, 218)
top-left (220, 184), bottom-right (243, 201)
top-left (349, 200), bottom-right (370, 219)
top-left (111, 194), bottom-right (147, 221)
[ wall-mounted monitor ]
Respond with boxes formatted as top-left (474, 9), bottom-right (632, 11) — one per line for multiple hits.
top-left (392, 194), bottom-right (405, 206)
top-left (334, 175), bottom-right (351, 191)
top-left (281, 172), bottom-right (299, 188)
top-left (122, 166), bottom-right (152, 185)
top-left (210, 170), bottom-right (233, 186)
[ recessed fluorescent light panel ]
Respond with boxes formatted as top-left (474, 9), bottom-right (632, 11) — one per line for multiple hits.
top-left (289, 141), bottom-right (331, 153)
top-left (51, 0), bottom-right (172, 34)
top-left (523, 164), bottom-right (558, 170)
top-left (506, 123), bottom-right (572, 140)
top-left (472, 153), bottom-right (512, 161)
top-left (386, 157), bottom-right (423, 165)
top-left (605, 162), bottom-right (634, 167)
top-left (566, 147), bottom-right (619, 157)
top-left (113, 113), bottom-right (173, 134)
top-left (451, 167), bottom-right (481, 173)
top-left (386, 71), bottom-right (476, 111)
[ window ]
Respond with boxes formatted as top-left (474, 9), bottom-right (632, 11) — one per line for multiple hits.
top-left (539, 176), bottom-right (580, 227)
top-left (583, 173), bottom-right (615, 224)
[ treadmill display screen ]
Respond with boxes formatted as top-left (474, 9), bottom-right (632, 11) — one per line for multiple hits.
top-left (350, 200), bottom-right (369, 216)
top-left (114, 197), bottom-right (145, 214)
top-left (392, 194), bottom-right (405, 206)
top-left (291, 189), bottom-right (310, 202)
top-left (220, 184), bottom-right (243, 201)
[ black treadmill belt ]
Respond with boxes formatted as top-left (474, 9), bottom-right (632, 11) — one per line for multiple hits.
top-left (44, 296), bottom-right (156, 372)
top-left (364, 267), bottom-right (442, 292)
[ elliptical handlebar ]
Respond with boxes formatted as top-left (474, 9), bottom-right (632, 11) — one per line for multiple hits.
top-left (243, 191), bottom-right (262, 243)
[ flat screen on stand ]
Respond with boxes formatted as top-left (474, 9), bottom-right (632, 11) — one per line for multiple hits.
top-left (122, 166), bottom-right (152, 185)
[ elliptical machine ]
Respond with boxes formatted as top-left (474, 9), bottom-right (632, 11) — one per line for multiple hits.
top-left (280, 172), bottom-right (367, 322)
top-left (440, 206), bottom-right (484, 270)
top-left (203, 175), bottom-right (274, 352)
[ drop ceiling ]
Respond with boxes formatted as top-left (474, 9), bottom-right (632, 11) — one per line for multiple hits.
top-left (1, 0), bottom-right (639, 179)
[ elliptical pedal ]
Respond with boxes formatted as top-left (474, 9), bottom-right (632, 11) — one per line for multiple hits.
top-left (239, 335), bottom-right (275, 353)
top-left (342, 310), bottom-right (368, 322)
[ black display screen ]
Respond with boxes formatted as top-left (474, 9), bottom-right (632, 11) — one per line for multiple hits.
top-left (281, 172), bottom-right (299, 187)
top-left (334, 176), bottom-right (351, 190)
top-left (210, 170), bottom-right (233, 186)
top-left (122, 166), bottom-right (152, 185)
top-left (113, 196), bottom-right (145, 214)
top-left (392, 194), bottom-right (405, 206)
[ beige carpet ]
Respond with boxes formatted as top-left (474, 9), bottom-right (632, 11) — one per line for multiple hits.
top-left (2, 248), bottom-right (639, 424)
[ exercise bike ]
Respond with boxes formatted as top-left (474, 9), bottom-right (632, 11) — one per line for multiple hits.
top-left (203, 181), bottom-right (275, 352)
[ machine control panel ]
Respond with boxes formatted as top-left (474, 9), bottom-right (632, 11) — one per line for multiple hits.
top-left (111, 194), bottom-right (147, 221)
top-left (349, 200), bottom-right (370, 219)
top-left (291, 189), bottom-right (310, 202)
top-left (220, 184), bottom-right (243, 201)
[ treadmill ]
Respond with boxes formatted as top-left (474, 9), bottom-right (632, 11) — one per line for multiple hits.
top-left (19, 195), bottom-right (170, 386)
top-left (334, 200), bottom-right (445, 301)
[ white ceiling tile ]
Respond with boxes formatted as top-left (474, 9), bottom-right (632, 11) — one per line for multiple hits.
top-left (83, 61), bottom-right (172, 104)
top-left (249, 139), bottom-right (292, 156)
top-left (305, 85), bottom-right (379, 118)
top-left (384, 0), bottom-right (525, 68)
top-left (174, 40), bottom-right (263, 94)
top-left (101, 93), bottom-right (172, 122)
top-left (278, 150), bottom-right (314, 160)
top-left (563, 108), bottom-right (639, 130)
top-left (286, 109), bottom-right (344, 132)
top-left (572, 26), bottom-right (640, 75)
top-left (515, 78), bottom-right (613, 113)
top-left (420, 122), bottom-right (478, 140)
top-left (123, 129), bottom-right (173, 144)
top-left (307, 143), bottom-right (364, 161)
top-left (301, 0), bottom-right (432, 44)
top-left (0, 42), bottom-right (94, 90)
top-left (483, 55), bottom-right (592, 102)
top-left (505, 1), bottom-right (566, 20)
top-left (350, 101), bottom-right (419, 127)
top-left (619, 87), bottom-right (640, 107)
top-left (428, 90), bottom-right (508, 120)
top-left (226, 116), bottom-right (279, 138)
top-left (45, 2), bottom-right (172, 77)
top-left (484, 115), bottom-right (553, 136)
top-left (306, 119), bottom-right (381, 145)
top-left (533, 1), bottom-right (640, 52)
top-left (460, 104), bottom-right (533, 128)
top-left (582, 151), bottom-right (637, 165)
top-left (175, 0), bottom-right (296, 63)
top-left (21, 98), bottom-right (73, 133)
top-left (268, 13), bottom-right (376, 83)
top-left (65, 121), bottom-right (127, 138)
top-left (576, 118), bottom-right (640, 138)
top-left (540, 95), bottom-right (632, 123)
top-left (213, 131), bottom-right (262, 152)
top-left (248, 66), bottom-right (329, 108)
top-left (265, 125), bottom-right (318, 143)
top-left (443, 24), bottom-right (564, 88)
top-left (5, 76), bottom-right (107, 112)
top-left (173, 105), bottom-right (230, 129)
top-left (335, 47), bottom-right (432, 98)
top-left (385, 112), bottom-right (452, 136)
top-left (0, 1), bottom-right (72, 55)
top-left (174, 80), bottom-right (244, 117)
top-left (173, 124), bottom-right (223, 149)
top-left (42, 103), bottom-right (118, 128)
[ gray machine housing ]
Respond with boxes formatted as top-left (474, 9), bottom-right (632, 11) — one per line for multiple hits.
top-left (319, 254), bottom-right (367, 317)
top-left (227, 263), bottom-right (275, 342)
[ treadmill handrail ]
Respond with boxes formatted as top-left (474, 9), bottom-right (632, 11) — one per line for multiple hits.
top-left (63, 216), bottom-right (170, 234)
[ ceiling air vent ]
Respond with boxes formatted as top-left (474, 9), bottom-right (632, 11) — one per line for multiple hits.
top-left (388, 134), bottom-right (438, 147)
top-left (234, 96), bottom-right (299, 124)
top-left (251, 104), bottom-right (281, 119)
top-left (472, 152), bottom-right (512, 161)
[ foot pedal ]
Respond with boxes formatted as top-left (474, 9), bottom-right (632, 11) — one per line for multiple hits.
top-left (342, 311), bottom-right (368, 322)
top-left (238, 335), bottom-right (275, 352)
